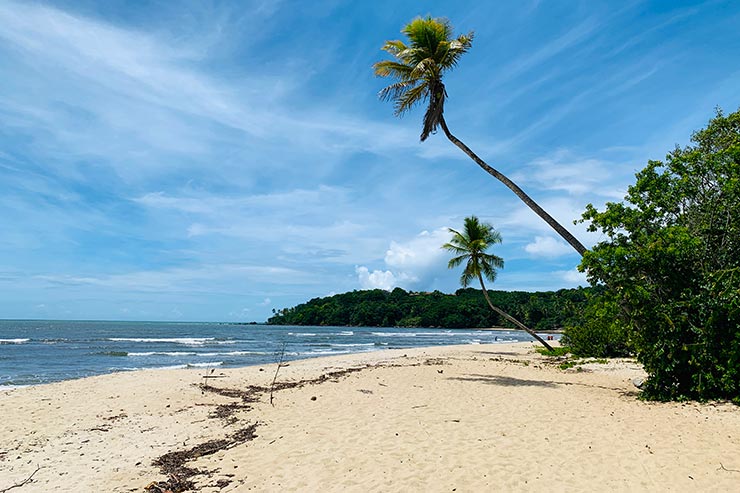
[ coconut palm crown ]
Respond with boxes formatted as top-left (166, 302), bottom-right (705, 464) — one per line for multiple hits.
top-left (443, 216), bottom-right (503, 288)
top-left (373, 16), bottom-right (473, 141)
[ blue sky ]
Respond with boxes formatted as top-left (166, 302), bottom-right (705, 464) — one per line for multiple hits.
top-left (1, 0), bottom-right (738, 322)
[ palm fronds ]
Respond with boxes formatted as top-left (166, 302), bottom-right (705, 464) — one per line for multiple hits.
top-left (374, 16), bottom-right (474, 141)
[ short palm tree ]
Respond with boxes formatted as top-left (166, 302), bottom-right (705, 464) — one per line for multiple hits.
top-left (374, 16), bottom-right (586, 256)
top-left (443, 216), bottom-right (554, 350)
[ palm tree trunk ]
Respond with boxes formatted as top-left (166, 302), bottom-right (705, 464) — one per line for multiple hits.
top-left (478, 274), bottom-right (554, 351)
top-left (439, 117), bottom-right (587, 256)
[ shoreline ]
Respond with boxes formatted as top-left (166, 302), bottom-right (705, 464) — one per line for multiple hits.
top-left (2, 342), bottom-right (738, 492)
top-left (0, 331), bottom-right (550, 390)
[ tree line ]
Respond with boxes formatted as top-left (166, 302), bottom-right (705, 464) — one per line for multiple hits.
top-left (267, 286), bottom-right (597, 330)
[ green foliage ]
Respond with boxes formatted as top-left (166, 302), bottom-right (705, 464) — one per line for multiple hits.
top-left (267, 286), bottom-right (595, 330)
top-left (535, 346), bottom-right (571, 357)
top-left (562, 291), bottom-right (632, 358)
top-left (580, 108), bottom-right (740, 402)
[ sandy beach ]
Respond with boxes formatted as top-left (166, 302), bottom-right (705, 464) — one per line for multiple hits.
top-left (1, 342), bottom-right (739, 492)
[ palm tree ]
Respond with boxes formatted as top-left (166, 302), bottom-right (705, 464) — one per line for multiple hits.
top-left (443, 216), bottom-right (554, 350)
top-left (374, 16), bottom-right (587, 256)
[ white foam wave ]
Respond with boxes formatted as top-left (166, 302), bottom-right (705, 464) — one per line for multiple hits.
top-left (330, 343), bottom-right (374, 347)
top-left (108, 337), bottom-right (234, 346)
top-left (129, 351), bottom-right (198, 357)
top-left (371, 332), bottom-right (417, 337)
top-left (0, 384), bottom-right (31, 391)
top-left (187, 361), bottom-right (224, 368)
top-left (339, 331), bottom-right (354, 336)
top-left (121, 361), bottom-right (225, 371)
top-left (294, 333), bottom-right (317, 336)
top-left (198, 351), bottom-right (268, 357)
top-left (0, 338), bottom-right (30, 344)
top-left (306, 349), bottom-right (351, 356)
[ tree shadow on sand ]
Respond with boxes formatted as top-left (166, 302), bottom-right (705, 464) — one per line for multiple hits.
top-left (449, 374), bottom-right (558, 388)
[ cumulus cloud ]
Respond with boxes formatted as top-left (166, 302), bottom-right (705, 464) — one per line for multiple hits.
top-left (356, 227), bottom-right (454, 291)
top-left (355, 266), bottom-right (398, 291)
top-left (524, 236), bottom-right (574, 258)
top-left (384, 228), bottom-right (451, 270)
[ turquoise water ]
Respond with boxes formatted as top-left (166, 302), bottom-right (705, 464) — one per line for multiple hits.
top-left (0, 320), bottom-right (546, 387)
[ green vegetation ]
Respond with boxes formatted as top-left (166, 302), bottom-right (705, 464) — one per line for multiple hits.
top-left (374, 16), bottom-right (586, 254)
top-left (561, 290), bottom-right (632, 358)
top-left (536, 346), bottom-right (571, 357)
top-left (579, 108), bottom-right (740, 402)
top-left (267, 286), bottom-right (595, 329)
top-left (443, 216), bottom-right (553, 350)
top-left (558, 361), bottom-right (579, 371)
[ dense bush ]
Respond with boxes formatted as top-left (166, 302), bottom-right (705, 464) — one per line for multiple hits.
top-left (580, 109), bottom-right (740, 402)
top-left (562, 292), bottom-right (632, 357)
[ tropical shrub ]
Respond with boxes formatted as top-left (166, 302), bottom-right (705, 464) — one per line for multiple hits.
top-left (580, 108), bottom-right (740, 401)
top-left (562, 292), bottom-right (632, 358)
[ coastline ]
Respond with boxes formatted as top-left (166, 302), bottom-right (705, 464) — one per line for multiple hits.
top-left (1, 342), bottom-right (738, 492)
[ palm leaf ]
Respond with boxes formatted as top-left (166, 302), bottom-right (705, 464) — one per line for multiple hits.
top-left (395, 83), bottom-right (428, 115)
top-left (375, 16), bottom-right (474, 142)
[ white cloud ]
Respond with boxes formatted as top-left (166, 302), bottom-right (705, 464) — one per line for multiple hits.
top-left (355, 266), bottom-right (397, 291)
top-left (356, 227), bottom-right (455, 291)
top-left (384, 227), bottom-right (451, 271)
top-left (515, 149), bottom-right (634, 199)
top-left (556, 268), bottom-right (588, 286)
top-left (258, 297), bottom-right (271, 306)
top-left (32, 263), bottom-right (318, 293)
top-left (524, 236), bottom-right (574, 258)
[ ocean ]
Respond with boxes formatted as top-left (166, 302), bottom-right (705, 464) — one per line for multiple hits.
top-left (0, 320), bottom-right (551, 387)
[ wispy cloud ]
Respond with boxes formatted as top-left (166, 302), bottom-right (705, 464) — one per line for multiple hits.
top-left (0, 0), bottom-right (735, 320)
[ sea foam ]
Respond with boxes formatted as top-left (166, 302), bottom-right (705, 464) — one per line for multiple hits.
top-left (0, 338), bottom-right (30, 344)
top-left (108, 337), bottom-right (235, 345)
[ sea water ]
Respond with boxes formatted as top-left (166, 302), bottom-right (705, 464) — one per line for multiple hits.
top-left (0, 320), bottom-right (552, 387)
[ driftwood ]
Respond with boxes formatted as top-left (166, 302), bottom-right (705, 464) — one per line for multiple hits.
top-left (0, 466), bottom-right (40, 493)
top-left (718, 463), bottom-right (740, 473)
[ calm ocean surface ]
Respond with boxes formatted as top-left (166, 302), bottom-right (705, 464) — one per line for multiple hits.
top-left (0, 320), bottom-right (551, 387)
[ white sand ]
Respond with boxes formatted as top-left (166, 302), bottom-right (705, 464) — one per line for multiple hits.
top-left (1, 343), bottom-right (739, 492)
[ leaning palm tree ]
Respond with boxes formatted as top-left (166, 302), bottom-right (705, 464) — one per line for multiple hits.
top-left (443, 216), bottom-right (554, 350)
top-left (374, 16), bottom-right (587, 255)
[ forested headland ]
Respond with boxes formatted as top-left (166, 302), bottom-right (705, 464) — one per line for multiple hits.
top-left (266, 287), bottom-right (597, 330)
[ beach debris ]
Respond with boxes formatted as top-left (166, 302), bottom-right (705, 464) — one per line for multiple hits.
top-left (424, 358), bottom-right (446, 366)
top-left (718, 463), bottom-right (740, 473)
top-left (148, 364), bottom-right (378, 491)
top-left (311, 396), bottom-right (317, 401)
top-left (632, 377), bottom-right (645, 389)
top-left (149, 423), bottom-right (258, 493)
top-left (357, 389), bottom-right (373, 394)
top-left (0, 465), bottom-right (40, 493)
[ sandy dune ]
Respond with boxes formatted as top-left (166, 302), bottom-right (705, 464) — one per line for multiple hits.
top-left (1, 343), bottom-right (739, 492)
